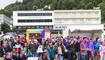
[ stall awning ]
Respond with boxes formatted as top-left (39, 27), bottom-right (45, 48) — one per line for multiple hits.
top-left (67, 24), bottom-right (104, 32)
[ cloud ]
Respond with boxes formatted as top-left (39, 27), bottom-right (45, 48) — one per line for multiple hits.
top-left (0, 0), bottom-right (23, 9)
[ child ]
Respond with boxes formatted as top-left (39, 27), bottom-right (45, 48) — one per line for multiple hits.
top-left (100, 42), bottom-right (105, 60)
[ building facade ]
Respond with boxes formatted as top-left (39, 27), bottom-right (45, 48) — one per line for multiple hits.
top-left (0, 14), bottom-right (12, 31)
top-left (13, 10), bottom-right (104, 39)
top-left (53, 10), bottom-right (103, 39)
top-left (13, 11), bottom-right (53, 32)
top-left (53, 10), bottom-right (101, 30)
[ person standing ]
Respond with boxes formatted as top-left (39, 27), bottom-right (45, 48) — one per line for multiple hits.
top-left (95, 39), bottom-right (101, 60)
top-left (12, 51), bottom-right (18, 60)
top-left (15, 40), bottom-right (22, 54)
top-left (43, 40), bottom-right (49, 50)
top-left (39, 49), bottom-right (49, 60)
top-left (48, 43), bottom-right (56, 60)
top-left (88, 39), bottom-right (95, 60)
top-left (75, 38), bottom-right (81, 60)
top-left (41, 38), bottom-right (46, 45)
top-left (4, 52), bottom-right (13, 60)
top-left (0, 45), bottom-right (3, 59)
top-left (66, 37), bottom-right (77, 60)
top-left (56, 40), bottom-right (65, 60)
top-left (81, 37), bottom-right (88, 60)
top-left (28, 39), bottom-right (37, 57)
top-left (10, 37), bottom-right (14, 45)
top-left (100, 42), bottom-right (105, 60)
top-left (20, 51), bottom-right (27, 60)
top-left (23, 43), bottom-right (28, 55)
top-left (93, 39), bottom-right (97, 60)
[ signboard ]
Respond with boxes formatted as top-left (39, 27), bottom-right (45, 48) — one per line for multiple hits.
top-left (26, 29), bottom-right (51, 44)
top-left (45, 30), bottom-right (51, 40)
top-left (26, 29), bottom-right (44, 44)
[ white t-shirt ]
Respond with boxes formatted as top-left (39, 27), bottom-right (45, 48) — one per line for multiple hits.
top-left (100, 45), bottom-right (105, 54)
top-left (15, 44), bottom-right (21, 48)
top-left (58, 46), bottom-right (62, 54)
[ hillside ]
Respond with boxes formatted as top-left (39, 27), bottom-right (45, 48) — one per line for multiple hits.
top-left (0, 0), bottom-right (105, 23)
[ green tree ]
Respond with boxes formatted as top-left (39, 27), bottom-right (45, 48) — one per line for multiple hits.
top-left (12, 26), bottom-right (16, 32)
top-left (76, 0), bottom-right (86, 9)
top-left (85, 2), bottom-right (94, 9)
top-left (51, 0), bottom-right (57, 10)
top-left (63, 0), bottom-right (76, 9)
top-left (2, 0), bottom-right (105, 23)
top-left (98, 0), bottom-right (105, 23)
top-left (0, 10), bottom-right (12, 17)
top-left (1, 22), bottom-right (10, 33)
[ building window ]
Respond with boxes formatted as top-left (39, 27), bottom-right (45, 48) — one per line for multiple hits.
top-left (18, 26), bottom-right (22, 30)
top-left (40, 26), bottom-right (43, 29)
top-left (49, 26), bottom-right (53, 30)
top-left (18, 13), bottom-right (52, 16)
top-left (18, 19), bottom-right (52, 23)
top-left (32, 26), bottom-right (35, 29)
top-left (45, 26), bottom-right (48, 29)
top-left (27, 26), bottom-right (31, 29)
top-left (36, 26), bottom-right (39, 29)
top-left (22, 26), bottom-right (26, 29)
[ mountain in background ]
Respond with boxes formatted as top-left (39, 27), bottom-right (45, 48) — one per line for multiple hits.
top-left (0, 0), bottom-right (105, 23)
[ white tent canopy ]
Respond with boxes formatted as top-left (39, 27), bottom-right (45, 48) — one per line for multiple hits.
top-left (63, 24), bottom-right (104, 39)
top-left (67, 24), bottom-right (104, 32)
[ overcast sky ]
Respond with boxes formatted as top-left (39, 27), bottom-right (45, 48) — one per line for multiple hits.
top-left (0, 0), bottom-right (23, 9)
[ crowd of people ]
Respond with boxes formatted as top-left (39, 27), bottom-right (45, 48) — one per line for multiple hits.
top-left (0, 36), bottom-right (105, 60)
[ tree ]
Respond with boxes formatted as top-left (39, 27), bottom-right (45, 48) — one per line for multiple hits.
top-left (12, 26), bottom-right (16, 32)
top-left (3, 0), bottom-right (105, 23)
top-left (63, 0), bottom-right (76, 9)
top-left (1, 22), bottom-right (10, 33)
top-left (85, 2), bottom-right (94, 9)
top-left (76, 0), bottom-right (86, 9)
top-left (98, 1), bottom-right (105, 23)
top-left (0, 10), bottom-right (12, 17)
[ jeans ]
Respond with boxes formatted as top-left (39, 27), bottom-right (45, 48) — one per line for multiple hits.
top-left (68, 50), bottom-right (75, 60)
top-left (27, 53), bottom-right (31, 57)
top-left (78, 51), bottom-right (81, 60)
top-left (88, 51), bottom-right (94, 60)
top-left (57, 54), bottom-right (63, 60)
top-left (27, 51), bottom-right (39, 57)
top-left (50, 58), bottom-right (54, 60)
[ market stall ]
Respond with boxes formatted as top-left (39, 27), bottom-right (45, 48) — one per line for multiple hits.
top-left (26, 29), bottom-right (51, 43)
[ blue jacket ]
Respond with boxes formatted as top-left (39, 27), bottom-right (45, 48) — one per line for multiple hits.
top-left (95, 42), bottom-right (101, 53)
top-left (63, 39), bottom-right (67, 46)
top-left (48, 48), bottom-right (55, 59)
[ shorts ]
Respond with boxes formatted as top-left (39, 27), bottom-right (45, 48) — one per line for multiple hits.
top-left (97, 53), bottom-right (100, 58)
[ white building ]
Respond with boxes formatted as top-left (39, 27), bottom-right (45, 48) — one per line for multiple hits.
top-left (53, 10), bottom-right (104, 40)
top-left (0, 14), bottom-right (13, 30)
top-left (13, 11), bottom-right (53, 32)
top-left (13, 10), bottom-right (104, 40)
